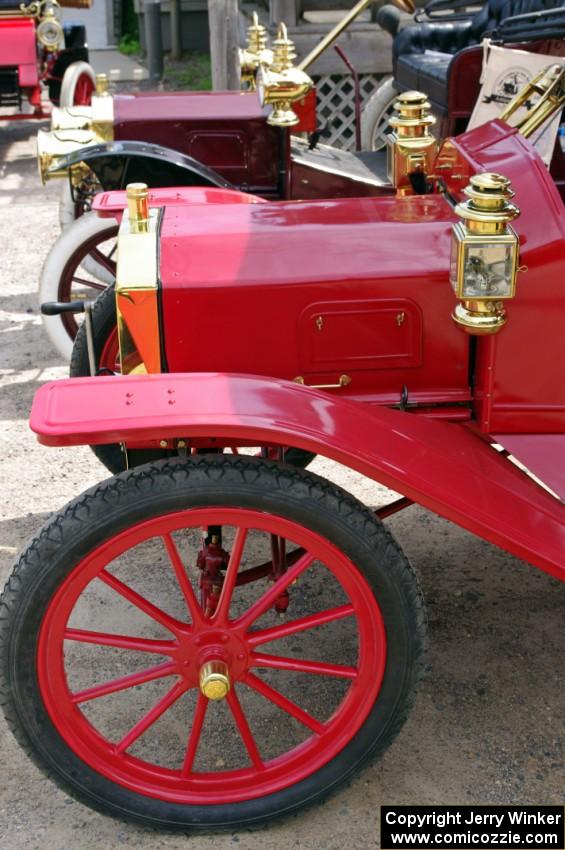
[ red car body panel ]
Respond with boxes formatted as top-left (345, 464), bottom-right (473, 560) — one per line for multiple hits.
top-left (29, 372), bottom-right (565, 582)
top-left (92, 186), bottom-right (266, 219)
top-left (0, 18), bottom-right (39, 88)
top-left (495, 433), bottom-right (565, 501)
top-left (113, 92), bottom-right (282, 195)
top-left (158, 192), bottom-right (471, 405)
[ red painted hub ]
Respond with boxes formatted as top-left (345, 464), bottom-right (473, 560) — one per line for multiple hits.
top-left (37, 508), bottom-right (386, 804)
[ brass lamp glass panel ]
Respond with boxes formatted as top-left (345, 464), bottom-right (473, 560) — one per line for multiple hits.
top-left (450, 223), bottom-right (519, 300)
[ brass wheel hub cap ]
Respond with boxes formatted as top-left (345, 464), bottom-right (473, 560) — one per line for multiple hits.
top-left (199, 660), bottom-right (231, 700)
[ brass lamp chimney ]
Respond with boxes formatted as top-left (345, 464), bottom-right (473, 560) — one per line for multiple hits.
top-left (387, 91), bottom-right (437, 194)
top-left (95, 73), bottom-right (110, 96)
top-left (257, 24), bottom-right (312, 127)
top-left (126, 183), bottom-right (150, 234)
top-left (451, 173), bottom-right (520, 335)
top-left (239, 12), bottom-right (273, 90)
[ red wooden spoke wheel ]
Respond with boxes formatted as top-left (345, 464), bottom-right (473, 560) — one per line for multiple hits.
top-left (0, 457), bottom-right (425, 830)
top-left (57, 225), bottom-right (118, 341)
top-left (38, 508), bottom-right (385, 802)
top-left (40, 216), bottom-right (118, 360)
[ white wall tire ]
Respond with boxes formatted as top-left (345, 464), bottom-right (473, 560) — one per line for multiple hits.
top-left (59, 180), bottom-right (76, 231)
top-left (59, 181), bottom-right (114, 282)
top-left (59, 61), bottom-right (96, 108)
top-left (361, 78), bottom-right (398, 151)
top-left (39, 212), bottom-right (118, 360)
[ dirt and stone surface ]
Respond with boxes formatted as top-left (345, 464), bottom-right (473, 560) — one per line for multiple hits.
top-left (0, 119), bottom-right (563, 850)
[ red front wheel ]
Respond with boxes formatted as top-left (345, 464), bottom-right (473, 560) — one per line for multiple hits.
top-left (0, 456), bottom-right (425, 830)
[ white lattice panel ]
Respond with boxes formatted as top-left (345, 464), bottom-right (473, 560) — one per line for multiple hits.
top-left (313, 73), bottom-right (381, 150)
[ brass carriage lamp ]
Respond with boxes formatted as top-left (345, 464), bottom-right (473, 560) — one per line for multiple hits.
top-left (451, 172), bottom-right (520, 335)
top-left (34, 0), bottom-right (64, 52)
top-left (387, 91), bottom-right (437, 194)
top-left (256, 24), bottom-right (313, 127)
top-left (239, 12), bottom-right (273, 91)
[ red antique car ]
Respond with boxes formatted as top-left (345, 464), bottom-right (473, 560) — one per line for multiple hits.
top-left (1, 68), bottom-right (563, 831)
top-left (35, 1), bottom-right (565, 359)
top-left (0, 0), bottom-right (95, 119)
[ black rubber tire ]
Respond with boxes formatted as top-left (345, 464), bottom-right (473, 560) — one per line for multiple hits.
top-left (71, 286), bottom-right (315, 473)
top-left (0, 455), bottom-right (426, 832)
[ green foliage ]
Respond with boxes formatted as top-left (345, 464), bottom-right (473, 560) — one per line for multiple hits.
top-left (118, 35), bottom-right (141, 56)
top-left (164, 52), bottom-right (212, 91)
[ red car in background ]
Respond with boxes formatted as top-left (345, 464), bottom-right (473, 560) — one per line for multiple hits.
top-left (0, 0), bottom-right (95, 119)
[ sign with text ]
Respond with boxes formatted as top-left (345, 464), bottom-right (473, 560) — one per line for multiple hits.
top-left (381, 805), bottom-right (564, 849)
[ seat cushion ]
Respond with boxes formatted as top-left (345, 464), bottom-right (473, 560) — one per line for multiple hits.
top-left (396, 52), bottom-right (453, 108)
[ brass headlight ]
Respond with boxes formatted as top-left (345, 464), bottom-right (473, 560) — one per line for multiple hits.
top-left (451, 173), bottom-right (520, 335)
top-left (37, 14), bottom-right (63, 51)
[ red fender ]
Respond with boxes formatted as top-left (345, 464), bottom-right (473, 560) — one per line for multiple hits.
top-left (92, 186), bottom-right (266, 219)
top-left (31, 373), bottom-right (565, 581)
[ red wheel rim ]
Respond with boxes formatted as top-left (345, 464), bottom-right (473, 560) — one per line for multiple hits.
top-left (58, 224), bottom-right (118, 342)
top-left (37, 508), bottom-right (386, 804)
top-left (73, 73), bottom-right (95, 106)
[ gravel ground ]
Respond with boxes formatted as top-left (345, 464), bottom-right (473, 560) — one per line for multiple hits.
top-left (0, 118), bottom-right (563, 850)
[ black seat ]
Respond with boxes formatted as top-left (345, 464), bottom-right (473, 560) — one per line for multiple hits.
top-left (394, 0), bottom-right (565, 110)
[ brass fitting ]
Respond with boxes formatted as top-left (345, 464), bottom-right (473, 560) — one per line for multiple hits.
top-left (199, 660), bottom-right (231, 701)
top-left (239, 11), bottom-right (273, 90)
top-left (387, 90), bottom-right (437, 193)
top-left (499, 63), bottom-right (565, 139)
top-left (257, 23), bottom-right (313, 128)
top-left (126, 182), bottom-right (150, 234)
top-left (95, 73), bottom-right (109, 96)
top-left (451, 173), bottom-right (520, 335)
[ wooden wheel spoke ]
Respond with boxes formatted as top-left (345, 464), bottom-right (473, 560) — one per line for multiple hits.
top-left (64, 628), bottom-right (177, 655)
top-left (71, 659), bottom-right (177, 704)
top-left (98, 569), bottom-right (184, 636)
top-left (214, 527), bottom-right (248, 622)
top-left (162, 533), bottom-right (203, 624)
top-left (251, 652), bottom-right (357, 679)
top-left (71, 275), bottom-right (106, 291)
top-left (243, 671), bottom-right (324, 735)
top-left (89, 246), bottom-right (116, 275)
top-left (226, 687), bottom-right (263, 770)
top-left (236, 551), bottom-right (316, 631)
top-left (247, 603), bottom-right (355, 647)
top-left (181, 692), bottom-right (208, 776)
top-left (115, 679), bottom-right (186, 754)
